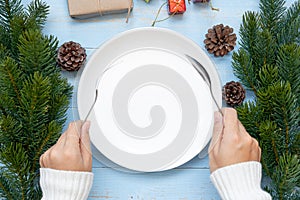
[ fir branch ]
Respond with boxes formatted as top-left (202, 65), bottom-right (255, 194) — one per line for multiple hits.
top-left (232, 49), bottom-right (258, 93)
top-left (0, 143), bottom-right (31, 200)
top-left (258, 64), bottom-right (279, 88)
top-left (278, 0), bottom-right (300, 44)
top-left (0, 0), bottom-right (23, 28)
top-left (257, 82), bottom-right (298, 154)
top-left (47, 73), bottom-right (72, 123)
top-left (0, 1), bottom-right (72, 198)
top-left (19, 72), bottom-right (51, 151)
top-left (0, 0), bottom-right (24, 56)
top-left (31, 121), bottom-right (61, 173)
top-left (0, 168), bottom-right (17, 200)
top-left (259, 0), bottom-right (286, 36)
top-left (276, 44), bottom-right (300, 104)
top-left (233, 0), bottom-right (300, 198)
top-left (273, 154), bottom-right (300, 200)
top-left (239, 11), bottom-right (261, 59)
top-left (0, 57), bottom-right (23, 104)
top-left (259, 120), bottom-right (281, 170)
top-left (0, 115), bottom-right (22, 146)
top-left (18, 30), bottom-right (59, 76)
top-left (256, 30), bottom-right (277, 67)
top-left (25, 0), bottom-right (49, 30)
top-left (236, 101), bottom-right (264, 138)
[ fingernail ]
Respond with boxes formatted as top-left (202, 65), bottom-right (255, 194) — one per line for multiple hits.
top-left (82, 121), bottom-right (91, 133)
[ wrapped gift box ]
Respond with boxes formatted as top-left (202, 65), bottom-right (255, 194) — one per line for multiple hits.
top-left (168, 0), bottom-right (186, 14)
top-left (67, 0), bottom-right (133, 19)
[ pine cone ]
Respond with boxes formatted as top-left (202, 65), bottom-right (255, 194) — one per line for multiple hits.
top-left (223, 81), bottom-right (246, 107)
top-left (204, 24), bottom-right (237, 57)
top-left (57, 41), bottom-right (86, 71)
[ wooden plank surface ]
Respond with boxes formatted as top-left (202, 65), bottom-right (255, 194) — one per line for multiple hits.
top-left (32, 0), bottom-right (294, 199)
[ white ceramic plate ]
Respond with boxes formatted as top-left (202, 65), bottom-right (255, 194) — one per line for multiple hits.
top-left (78, 27), bottom-right (222, 172)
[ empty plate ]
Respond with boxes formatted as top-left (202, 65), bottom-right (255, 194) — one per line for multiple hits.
top-left (77, 27), bottom-right (221, 172)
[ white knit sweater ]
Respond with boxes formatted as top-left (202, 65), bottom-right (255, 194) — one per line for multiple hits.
top-left (210, 161), bottom-right (272, 200)
top-left (40, 161), bottom-right (271, 200)
top-left (40, 168), bottom-right (93, 200)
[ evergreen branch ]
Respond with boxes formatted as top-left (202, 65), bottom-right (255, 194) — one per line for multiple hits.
top-left (278, 0), bottom-right (300, 44)
top-left (0, 0), bottom-right (23, 28)
top-left (0, 1), bottom-right (72, 198)
top-left (47, 73), bottom-right (72, 122)
top-left (8, 13), bottom-right (27, 59)
top-left (233, 0), bottom-right (300, 198)
top-left (0, 171), bottom-right (15, 200)
top-left (239, 11), bottom-right (261, 59)
top-left (0, 26), bottom-right (11, 54)
top-left (277, 44), bottom-right (300, 105)
top-left (277, 16), bottom-right (300, 45)
top-left (273, 154), bottom-right (300, 200)
top-left (0, 94), bottom-right (16, 118)
top-left (259, 0), bottom-right (286, 36)
top-left (251, 30), bottom-right (278, 72)
top-left (284, 0), bottom-right (300, 23)
top-left (0, 143), bottom-right (31, 200)
top-left (237, 101), bottom-right (263, 138)
top-left (258, 64), bottom-right (279, 88)
top-left (0, 115), bottom-right (22, 146)
top-left (26, 0), bottom-right (49, 29)
top-left (0, 0), bottom-right (24, 55)
top-left (232, 49), bottom-right (258, 93)
top-left (259, 120), bottom-right (281, 168)
top-left (0, 57), bottom-right (23, 104)
top-left (19, 72), bottom-right (51, 145)
top-left (18, 30), bottom-right (59, 76)
top-left (0, 43), bottom-right (9, 60)
top-left (31, 121), bottom-right (60, 173)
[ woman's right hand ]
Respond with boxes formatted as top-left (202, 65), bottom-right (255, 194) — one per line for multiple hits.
top-left (209, 108), bottom-right (261, 173)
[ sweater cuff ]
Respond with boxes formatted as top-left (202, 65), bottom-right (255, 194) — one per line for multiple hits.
top-left (40, 168), bottom-right (94, 200)
top-left (210, 161), bottom-right (271, 200)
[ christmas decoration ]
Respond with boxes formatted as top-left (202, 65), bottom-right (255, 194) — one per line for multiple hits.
top-left (232, 0), bottom-right (300, 199)
top-left (0, 0), bottom-right (72, 199)
top-left (223, 81), bottom-right (246, 107)
top-left (168, 0), bottom-right (186, 14)
top-left (67, 0), bottom-right (133, 20)
top-left (152, 0), bottom-right (186, 27)
top-left (189, 0), bottom-right (219, 11)
top-left (57, 41), bottom-right (86, 71)
top-left (204, 24), bottom-right (237, 57)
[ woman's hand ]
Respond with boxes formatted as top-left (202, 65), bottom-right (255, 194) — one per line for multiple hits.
top-left (40, 121), bottom-right (92, 172)
top-left (209, 108), bottom-right (261, 173)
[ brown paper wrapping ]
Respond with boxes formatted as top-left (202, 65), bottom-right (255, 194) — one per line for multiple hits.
top-left (67, 0), bottom-right (133, 19)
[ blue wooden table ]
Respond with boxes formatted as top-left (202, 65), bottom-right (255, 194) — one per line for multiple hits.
top-left (39, 0), bottom-right (293, 199)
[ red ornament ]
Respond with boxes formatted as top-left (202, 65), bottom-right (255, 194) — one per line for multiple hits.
top-left (168, 0), bottom-right (186, 14)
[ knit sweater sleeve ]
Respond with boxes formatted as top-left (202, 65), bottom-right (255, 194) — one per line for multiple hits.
top-left (210, 161), bottom-right (272, 200)
top-left (40, 168), bottom-right (94, 200)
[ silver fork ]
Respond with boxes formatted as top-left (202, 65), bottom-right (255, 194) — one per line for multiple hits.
top-left (185, 54), bottom-right (223, 116)
top-left (83, 67), bottom-right (113, 122)
top-left (185, 54), bottom-right (224, 159)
